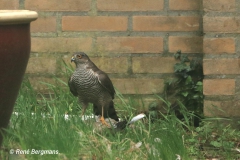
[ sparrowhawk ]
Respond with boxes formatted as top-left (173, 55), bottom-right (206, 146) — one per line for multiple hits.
top-left (68, 52), bottom-right (119, 126)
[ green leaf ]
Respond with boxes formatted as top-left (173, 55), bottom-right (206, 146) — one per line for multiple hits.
top-left (174, 50), bottom-right (181, 59)
top-left (222, 141), bottom-right (234, 149)
top-left (187, 138), bottom-right (197, 143)
top-left (182, 92), bottom-right (189, 97)
top-left (196, 81), bottom-right (202, 86)
top-left (185, 76), bottom-right (193, 85)
top-left (180, 55), bottom-right (190, 63)
top-left (192, 95), bottom-right (199, 99)
top-left (210, 141), bottom-right (222, 148)
top-left (174, 63), bottom-right (191, 73)
top-left (149, 111), bottom-right (158, 118)
top-left (195, 86), bottom-right (202, 92)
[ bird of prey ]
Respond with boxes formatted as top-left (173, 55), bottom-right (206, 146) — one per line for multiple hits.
top-left (68, 52), bottom-right (119, 126)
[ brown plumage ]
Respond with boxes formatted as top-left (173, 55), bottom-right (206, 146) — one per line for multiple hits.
top-left (68, 52), bottom-right (119, 126)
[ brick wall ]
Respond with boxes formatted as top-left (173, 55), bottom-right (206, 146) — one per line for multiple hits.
top-left (6, 1), bottom-right (239, 116)
top-left (203, 0), bottom-right (240, 117)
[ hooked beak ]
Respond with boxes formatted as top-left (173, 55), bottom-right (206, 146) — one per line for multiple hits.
top-left (71, 56), bottom-right (75, 63)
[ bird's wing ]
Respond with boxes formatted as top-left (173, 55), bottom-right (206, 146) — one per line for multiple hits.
top-left (87, 61), bottom-right (115, 98)
top-left (68, 75), bottom-right (78, 96)
top-left (96, 70), bottom-right (115, 99)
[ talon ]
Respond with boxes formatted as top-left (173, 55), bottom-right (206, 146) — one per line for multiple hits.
top-left (100, 116), bottom-right (110, 127)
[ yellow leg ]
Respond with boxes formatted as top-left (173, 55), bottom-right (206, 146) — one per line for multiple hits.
top-left (100, 106), bottom-right (110, 127)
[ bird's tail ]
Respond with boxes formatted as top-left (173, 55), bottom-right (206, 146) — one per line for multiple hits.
top-left (93, 100), bottom-right (119, 121)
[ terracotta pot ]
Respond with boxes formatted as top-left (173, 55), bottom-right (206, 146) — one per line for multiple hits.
top-left (0, 10), bottom-right (38, 146)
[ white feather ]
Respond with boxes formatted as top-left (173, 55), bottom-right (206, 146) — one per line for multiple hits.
top-left (128, 113), bottom-right (146, 124)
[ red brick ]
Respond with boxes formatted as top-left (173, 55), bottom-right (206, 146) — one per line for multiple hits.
top-left (97, 37), bottom-right (163, 53)
top-left (31, 37), bottom-right (92, 52)
top-left (132, 57), bottom-right (175, 73)
top-left (97, 0), bottom-right (163, 11)
top-left (26, 57), bottom-right (56, 74)
top-left (169, 0), bottom-right (200, 10)
top-left (204, 38), bottom-right (235, 54)
top-left (31, 17), bottom-right (56, 33)
top-left (203, 58), bottom-right (240, 75)
top-left (62, 55), bottom-right (128, 73)
top-left (112, 78), bottom-right (164, 94)
top-left (203, 79), bottom-right (235, 95)
top-left (203, 0), bottom-right (235, 12)
top-left (0, 0), bottom-right (19, 9)
top-left (204, 17), bottom-right (240, 33)
top-left (62, 16), bottom-right (128, 31)
top-left (169, 36), bottom-right (203, 53)
top-left (204, 101), bottom-right (222, 117)
top-left (91, 57), bottom-right (128, 73)
top-left (25, 0), bottom-right (91, 11)
top-left (204, 100), bottom-right (240, 117)
top-left (133, 16), bottom-right (200, 31)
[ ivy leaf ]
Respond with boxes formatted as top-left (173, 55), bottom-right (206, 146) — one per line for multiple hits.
top-left (185, 76), bottom-right (193, 85)
top-left (196, 81), bottom-right (202, 86)
top-left (174, 63), bottom-right (191, 73)
top-left (166, 50), bottom-right (204, 120)
top-left (174, 50), bottom-right (181, 59)
top-left (182, 92), bottom-right (188, 97)
top-left (193, 95), bottom-right (199, 99)
top-left (195, 81), bottom-right (203, 91)
top-left (190, 57), bottom-right (202, 69)
top-left (180, 54), bottom-right (190, 63)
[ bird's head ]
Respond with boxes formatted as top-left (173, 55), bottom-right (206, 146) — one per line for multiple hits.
top-left (71, 52), bottom-right (89, 65)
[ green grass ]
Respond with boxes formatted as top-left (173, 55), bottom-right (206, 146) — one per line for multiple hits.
top-left (1, 77), bottom-right (189, 160)
top-left (1, 66), bottom-right (240, 159)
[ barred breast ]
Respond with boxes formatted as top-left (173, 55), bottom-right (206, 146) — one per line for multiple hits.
top-left (71, 67), bottom-right (110, 104)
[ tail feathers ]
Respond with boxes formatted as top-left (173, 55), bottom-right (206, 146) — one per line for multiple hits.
top-left (93, 101), bottom-right (119, 121)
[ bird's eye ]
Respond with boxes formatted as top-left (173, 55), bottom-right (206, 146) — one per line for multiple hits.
top-left (77, 55), bottom-right (82, 59)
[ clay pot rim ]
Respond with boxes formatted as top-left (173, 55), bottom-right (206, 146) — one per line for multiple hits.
top-left (0, 10), bottom-right (38, 25)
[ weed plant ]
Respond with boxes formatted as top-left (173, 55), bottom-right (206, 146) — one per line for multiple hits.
top-left (165, 50), bottom-right (203, 119)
